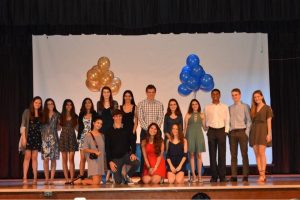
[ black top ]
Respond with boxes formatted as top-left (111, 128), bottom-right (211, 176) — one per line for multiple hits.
top-left (163, 114), bottom-right (183, 135)
top-left (105, 126), bottom-right (136, 163)
top-left (120, 105), bottom-right (135, 134)
top-left (96, 100), bottom-right (118, 134)
top-left (77, 110), bottom-right (98, 140)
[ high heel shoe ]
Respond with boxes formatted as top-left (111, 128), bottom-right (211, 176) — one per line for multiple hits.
top-left (257, 170), bottom-right (266, 182)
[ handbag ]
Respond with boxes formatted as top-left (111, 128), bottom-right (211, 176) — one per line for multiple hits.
top-left (89, 132), bottom-right (99, 160)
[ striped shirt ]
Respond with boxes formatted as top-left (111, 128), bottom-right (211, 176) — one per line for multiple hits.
top-left (137, 99), bottom-right (164, 130)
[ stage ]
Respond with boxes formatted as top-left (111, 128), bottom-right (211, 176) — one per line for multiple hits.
top-left (0, 175), bottom-right (299, 199)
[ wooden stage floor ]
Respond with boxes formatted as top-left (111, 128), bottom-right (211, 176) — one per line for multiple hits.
top-left (0, 175), bottom-right (300, 199)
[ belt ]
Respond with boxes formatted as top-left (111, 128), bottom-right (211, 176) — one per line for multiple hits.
top-left (231, 128), bottom-right (246, 132)
top-left (208, 127), bottom-right (225, 131)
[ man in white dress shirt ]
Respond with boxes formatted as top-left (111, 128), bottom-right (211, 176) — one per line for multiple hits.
top-left (204, 89), bottom-right (230, 182)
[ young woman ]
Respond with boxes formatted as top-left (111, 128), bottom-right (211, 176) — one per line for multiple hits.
top-left (97, 86), bottom-right (118, 182)
top-left (120, 90), bottom-right (138, 177)
top-left (164, 99), bottom-right (183, 143)
top-left (59, 99), bottom-right (78, 184)
top-left (120, 90), bottom-right (138, 138)
top-left (249, 90), bottom-right (273, 182)
top-left (41, 98), bottom-right (60, 185)
top-left (75, 116), bottom-right (105, 185)
top-left (142, 123), bottom-right (166, 184)
top-left (77, 98), bottom-right (98, 180)
top-left (20, 96), bottom-right (43, 184)
top-left (184, 99), bottom-right (206, 183)
top-left (166, 124), bottom-right (187, 184)
top-left (97, 86), bottom-right (119, 134)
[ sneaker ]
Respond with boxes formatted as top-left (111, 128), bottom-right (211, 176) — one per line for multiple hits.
top-left (124, 175), bottom-right (134, 185)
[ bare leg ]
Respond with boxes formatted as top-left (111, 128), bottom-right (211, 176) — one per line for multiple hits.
top-left (258, 145), bottom-right (267, 181)
top-left (175, 172), bottom-right (185, 184)
top-left (79, 150), bottom-right (86, 177)
top-left (197, 152), bottom-right (203, 182)
top-left (43, 158), bottom-right (50, 184)
top-left (50, 159), bottom-right (56, 183)
top-left (151, 175), bottom-right (162, 184)
top-left (142, 175), bottom-right (151, 184)
top-left (189, 152), bottom-right (196, 181)
top-left (61, 152), bottom-right (69, 182)
top-left (69, 152), bottom-right (75, 180)
top-left (31, 150), bottom-right (38, 183)
top-left (167, 172), bottom-right (176, 184)
top-left (253, 145), bottom-right (262, 181)
top-left (23, 150), bottom-right (32, 183)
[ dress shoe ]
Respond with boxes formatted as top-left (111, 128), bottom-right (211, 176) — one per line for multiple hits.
top-left (230, 177), bottom-right (237, 182)
top-left (242, 176), bottom-right (248, 182)
top-left (219, 178), bottom-right (228, 182)
top-left (210, 178), bottom-right (218, 183)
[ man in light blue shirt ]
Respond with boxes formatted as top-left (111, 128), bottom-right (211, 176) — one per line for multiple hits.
top-left (229, 88), bottom-right (251, 182)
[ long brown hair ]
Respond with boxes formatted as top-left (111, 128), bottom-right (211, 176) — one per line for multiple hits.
top-left (98, 86), bottom-right (114, 110)
top-left (145, 123), bottom-right (163, 156)
top-left (42, 98), bottom-right (58, 124)
top-left (166, 98), bottom-right (182, 116)
top-left (60, 99), bottom-right (78, 127)
top-left (188, 99), bottom-right (201, 114)
top-left (170, 123), bottom-right (184, 144)
top-left (29, 96), bottom-right (43, 121)
top-left (80, 97), bottom-right (96, 115)
top-left (250, 90), bottom-right (266, 119)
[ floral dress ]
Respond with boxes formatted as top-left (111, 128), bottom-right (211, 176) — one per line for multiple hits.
top-left (41, 112), bottom-right (60, 160)
top-left (78, 117), bottom-right (92, 150)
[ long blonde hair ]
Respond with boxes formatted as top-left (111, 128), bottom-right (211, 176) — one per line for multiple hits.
top-left (250, 90), bottom-right (266, 119)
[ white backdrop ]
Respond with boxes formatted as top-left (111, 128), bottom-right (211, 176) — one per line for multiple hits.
top-left (33, 33), bottom-right (271, 171)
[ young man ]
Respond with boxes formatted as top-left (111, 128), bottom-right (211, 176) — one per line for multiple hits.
top-left (229, 88), bottom-right (251, 182)
top-left (105, 109), bottom-right (140, 184)
top-left (204, 89), bottom-right (230, 182)
top-left (137, 84), bottom-right (164, 176)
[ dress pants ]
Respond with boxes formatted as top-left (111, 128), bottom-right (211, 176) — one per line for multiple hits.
top-left (207, 127), bottom-right (226, 180)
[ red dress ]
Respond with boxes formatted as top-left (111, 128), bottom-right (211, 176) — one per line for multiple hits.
top-left (143, 143), bottom-right (166, 178)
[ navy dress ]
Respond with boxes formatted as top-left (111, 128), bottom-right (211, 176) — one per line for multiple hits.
top-left (166, 141), bottom-right (186, 173)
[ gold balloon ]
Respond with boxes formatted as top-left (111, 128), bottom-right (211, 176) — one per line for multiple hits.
top-left (85, 79), bottom-right (101, 92)
top-left (112, 77), bottom-right (121, 88)
top-left (92, 65), bottom-right (103, 75)
top-left (97, 57), bottom-right (110, 72)
top-left (100, 71), bottom-right (114, 86)
top-left (110, 82), bottom-right (120, 95)
top-left (87, 68), bottom-right (101, 82)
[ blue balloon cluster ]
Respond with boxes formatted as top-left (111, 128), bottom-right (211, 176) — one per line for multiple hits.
top-left (178, 54), bottom-right (214, 96)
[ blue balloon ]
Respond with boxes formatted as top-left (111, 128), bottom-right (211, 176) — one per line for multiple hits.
top-left (186, 54), bottom-right (200, 68)
top-left (200, 74), bottom-right (214, 87)
top-left (191, 65), bottom-right (205, 79)
top-left (178, 84), bottom-right (192, 96)
top-left (200, 78), bottom-right (214, 92)
top-left (180, 71), bottom-right (190, 84)
top-left (186, 75), bottom-right (201, 90)
top-left (182, 65), bottom-right (192, 72)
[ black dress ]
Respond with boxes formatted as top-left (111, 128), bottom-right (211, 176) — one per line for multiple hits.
top-left (166, 141), bottom-right (186, 173)
top-left (121, 105), bottom-right (136, 142)
top-left (121, 105), bottom-right (135, 133)
top-left (26, 117), bottom-right (42, 151)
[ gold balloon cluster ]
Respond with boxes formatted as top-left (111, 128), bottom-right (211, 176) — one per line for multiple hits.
top-left (85, 57), bottom-right (122, 95)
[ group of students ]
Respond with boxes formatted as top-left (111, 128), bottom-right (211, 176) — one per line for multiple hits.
top-left (19, 84), bottom-right (273, 185)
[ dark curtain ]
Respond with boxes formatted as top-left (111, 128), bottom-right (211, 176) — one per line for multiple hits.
top-left (0, 28), bottom-right (33, 178)
top-left (269, 30), bottom-right (300, 174)
top-left (0, 0), bottom-right (300, 178)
